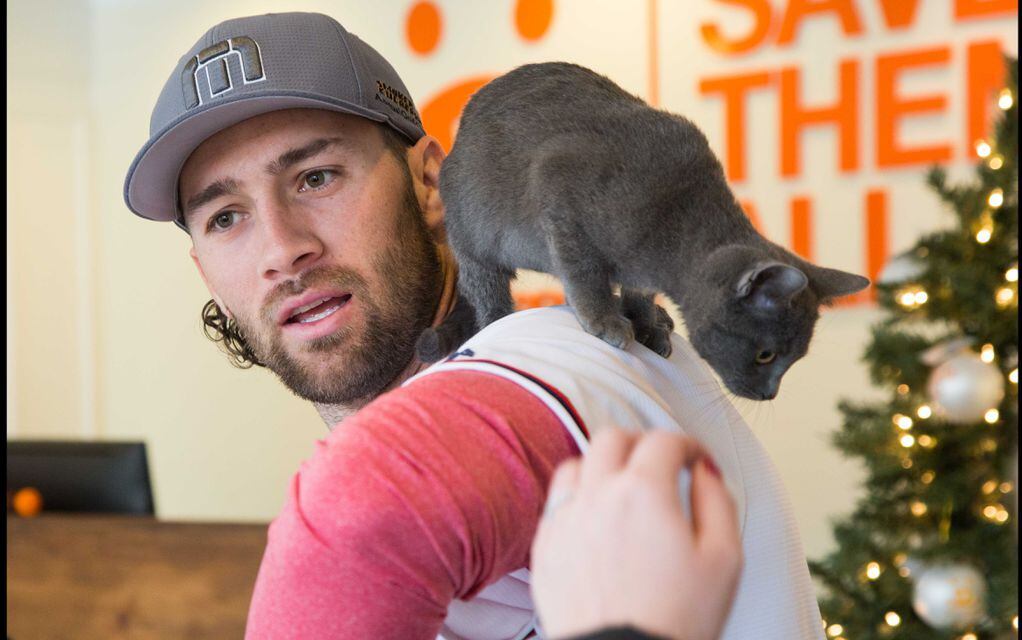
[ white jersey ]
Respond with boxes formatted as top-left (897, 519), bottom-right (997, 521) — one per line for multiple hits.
top-left (405, 306), bottom-right (825, 640)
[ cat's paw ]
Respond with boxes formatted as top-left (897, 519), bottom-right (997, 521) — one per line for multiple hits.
top-left (653, 303), bottom-right (675, 332)
top-left (582, 314), bottom-right (635, 351)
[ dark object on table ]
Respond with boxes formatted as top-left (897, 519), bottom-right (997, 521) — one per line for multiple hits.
top-left (7, 440), bottom-right (155, 515)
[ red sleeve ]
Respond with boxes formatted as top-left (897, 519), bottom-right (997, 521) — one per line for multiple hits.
top-left (244, 370), bottom-right (581, 640)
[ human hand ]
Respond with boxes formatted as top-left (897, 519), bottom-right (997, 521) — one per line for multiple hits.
top-left (530, 429), bottom-right (742, 640)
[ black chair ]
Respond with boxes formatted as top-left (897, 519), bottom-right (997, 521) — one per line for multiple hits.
top-left (7, 440), bottom-right (155, 515)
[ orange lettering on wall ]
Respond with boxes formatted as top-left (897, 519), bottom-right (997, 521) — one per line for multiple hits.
top-left (780, 59), bottom-right (859, 177)
top-left (954, 0), bottom-right (1018, 20)
top-left (830, 189), bottom-right (886, 307)
top-left (700, 0), bottom-right (773, 54)
top-left (777, 0), bottom-right (864, 46)
top-left (966, 40), bottom-right (1006, 152)
top-left (876, 47), bottom-right (952, 167)
top-left (699, 72), bottom-right (772, 182)
top-left (790, 196), bottom-right (813, 260)
top-left (877, 0), bottom-right (922, 28)
top-left (864, 189), bottom-right (888, 302)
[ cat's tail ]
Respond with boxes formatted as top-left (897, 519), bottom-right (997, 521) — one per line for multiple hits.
top-left (416, 292), bottom-right (478, 363)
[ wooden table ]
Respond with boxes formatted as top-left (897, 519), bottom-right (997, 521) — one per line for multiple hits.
top-left (7, 514), bottom-right (268, 639)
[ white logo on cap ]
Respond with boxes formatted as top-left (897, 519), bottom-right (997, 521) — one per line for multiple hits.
top-left (182, 36), bottom-right (266, 109)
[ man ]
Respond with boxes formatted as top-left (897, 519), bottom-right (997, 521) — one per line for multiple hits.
top-left (125, 12), bottom-right (825, 640)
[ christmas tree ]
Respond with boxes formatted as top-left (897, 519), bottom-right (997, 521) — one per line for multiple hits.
top-left (809, 56), bottom-right (1018, 640)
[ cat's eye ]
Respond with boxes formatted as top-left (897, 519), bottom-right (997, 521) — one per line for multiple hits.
top-left (755, 350), bottom-right (776, 364)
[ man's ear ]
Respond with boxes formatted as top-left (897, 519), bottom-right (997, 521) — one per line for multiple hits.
top-left (189, 246), bottom-right (232, 319)
top-left (408, 134), bottom-right (447, 242)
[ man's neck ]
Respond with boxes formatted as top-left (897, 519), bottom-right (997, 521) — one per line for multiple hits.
top-left (314, 247), bottom-right (460, 430)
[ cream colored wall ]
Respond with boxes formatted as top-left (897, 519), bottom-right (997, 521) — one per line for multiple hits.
top-left (11, 0), bottom-right (1004, 561)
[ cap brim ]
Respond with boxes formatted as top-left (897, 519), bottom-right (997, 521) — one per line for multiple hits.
top-left (124, 92), bottom-right (392, 222)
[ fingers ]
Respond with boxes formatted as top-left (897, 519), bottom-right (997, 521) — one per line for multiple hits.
top-left (690, 458), bottom-right (741, 557)
top-left (544, 457), bottom-right (582, 517)
top-left (626, 430), bottom-right (709, 491)
top-left (579, 429), bottom-right (639, 489)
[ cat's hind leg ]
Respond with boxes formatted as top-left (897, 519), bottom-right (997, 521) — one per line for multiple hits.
top-left (620, 288), bottom-right (674, 358)
top-left (457, 252), bottom-right (516, 332)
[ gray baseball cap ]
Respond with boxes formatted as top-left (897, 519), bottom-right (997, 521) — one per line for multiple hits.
top-left (124, 12), bottom-right (425, 229)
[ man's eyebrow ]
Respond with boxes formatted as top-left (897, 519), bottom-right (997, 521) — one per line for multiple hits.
top-left (182, 178), bottom-right (241, 220)
top-left (266, 137), bottom-right (347, 176)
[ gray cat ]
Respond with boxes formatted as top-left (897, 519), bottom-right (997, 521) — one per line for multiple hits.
top-left (417, 62), bottom-right (869, 400)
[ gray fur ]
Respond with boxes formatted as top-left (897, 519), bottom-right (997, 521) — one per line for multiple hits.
top-left (417, 62), bottom-right (869, 400)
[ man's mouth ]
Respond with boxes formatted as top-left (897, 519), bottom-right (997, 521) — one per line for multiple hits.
top-left (284, 294), bottom-right (353, 325)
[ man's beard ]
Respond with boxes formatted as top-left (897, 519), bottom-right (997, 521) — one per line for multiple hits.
top-left (234, 181), bottom-right (443, 405)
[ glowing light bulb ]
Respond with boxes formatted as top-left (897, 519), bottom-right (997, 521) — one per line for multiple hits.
top-left (989, 155), bottom-right (1004, 170)
top-left (1006, 266), bottom-right (1018, 282)
top-left (999, 88), bottom-right (1014, 110)
top-left (894, 414), bottom-right (914, 430)
top-left (1012, 615), bottom-right (1018, 630)
top-left (866, 561), bottom-right (882, 580)
top-left (918, 434), bottom-right (935, 448)
top-left (996, 287), bottom-right (1015, 307)
top-left (911, 501), bottom-right (928, 516)
top-left (901, 457), bottom-right (914, 469)
top-left (900, 434), bottom-right (915, 447)
top-left (995, 508), bottom-right (1009, 523)
top-left (896, 383), bottom-right (910, 395)
top-left (921, 470), bottom-right (935, 484)
top-left (885, 611), bottom-right (902, 627)
top-left (917, 405), bottom-right (932, 419)
top-left (961, 632), bottom-right (978, 640)
top-left (983, 505), bottom-right (999, 519)
top-left (914, 290), bottom-right (928, 304)
top-left (976, 228), bottom-right (993, 244)
top-left (985, 408), bottom-right (1000, 424)
top-left (1000, 482), bottom-right (1013, 493)
top-left (1010, 369), bottom-right (1018, 384)
top-left (981, 344), bottom-right (996, 363)
top-left (983, 480), bottom-right (999, 494)
top-left (975, 140), bottom-right (992, 157)
top-left (989, 189), bottom-right (1004, 208)
top-left (827, 623), bottom-right (844, 637)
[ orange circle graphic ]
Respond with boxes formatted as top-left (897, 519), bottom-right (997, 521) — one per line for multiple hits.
top-left (515, 0), bottom-right (554, 42)
top-left (406, 1), bottom-right (443, 56)
top-left (13, 487), bottom-right (43, 517)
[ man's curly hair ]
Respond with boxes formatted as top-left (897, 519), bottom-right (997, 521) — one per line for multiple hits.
top-left (198, 124), bottom-right (415, 369)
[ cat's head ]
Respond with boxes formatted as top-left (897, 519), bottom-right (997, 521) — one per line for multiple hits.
top-left (686, 244), bottom-right (869, 400)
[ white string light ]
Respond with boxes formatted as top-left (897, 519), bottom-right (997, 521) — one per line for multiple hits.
top-left (988, 188), bottom-right (1004, 208)
top-left (980, 343), bottom-right (996, 363)
top-left (999, 88), bottom-right (1014, 110)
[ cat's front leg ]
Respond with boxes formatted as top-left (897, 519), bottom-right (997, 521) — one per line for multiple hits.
top-left (620, 288), bottom-right (673, 358)
top-left (542, 221), bottom-right (634, 350)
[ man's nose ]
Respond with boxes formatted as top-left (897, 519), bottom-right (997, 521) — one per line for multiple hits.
top-left (259, 204), bottom-right (324, 278)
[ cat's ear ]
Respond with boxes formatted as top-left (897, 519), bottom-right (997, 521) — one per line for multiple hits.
top-left (736, 262), bottom-right (808, 313)
top-left (809, 266), bottom-right (871, 302)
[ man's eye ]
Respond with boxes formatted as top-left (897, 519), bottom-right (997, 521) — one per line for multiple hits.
top-left (300, 169), bottom-right (336, 191)
top-left (208, 211), bottom-right (239, 232)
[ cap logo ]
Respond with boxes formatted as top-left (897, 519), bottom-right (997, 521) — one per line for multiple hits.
top-left (374, 79), bottom-right (423, 127)
top-left (181, 36), bottom-right (266, 110)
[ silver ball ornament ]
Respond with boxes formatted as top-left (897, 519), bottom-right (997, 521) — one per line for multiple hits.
top-left (927, 352), bottom-right (1005, 424)
top-left (912, 563), bottom-right (987, 629)
top-left (878, 253), bottom-right (926, 285)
